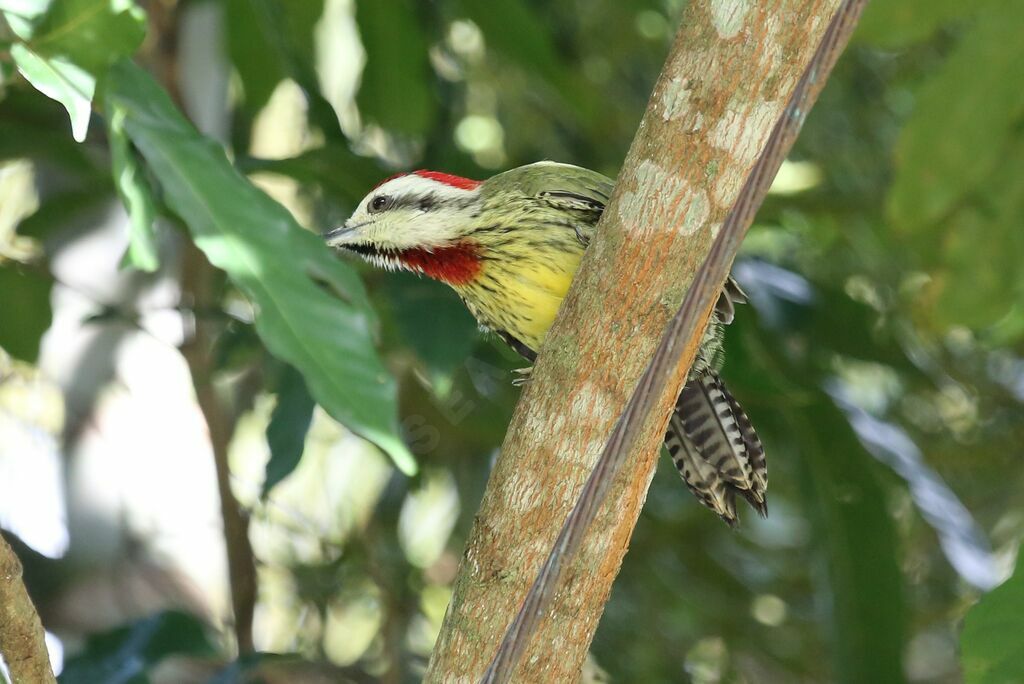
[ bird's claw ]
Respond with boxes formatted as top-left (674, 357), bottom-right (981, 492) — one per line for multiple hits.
top-left (511, 366), bottom-right (533, 387)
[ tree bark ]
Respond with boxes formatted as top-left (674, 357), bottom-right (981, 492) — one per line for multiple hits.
top-left (426, 1), bottom-right (845, 681)
top-left (0, 532), bottom-right (55, 684)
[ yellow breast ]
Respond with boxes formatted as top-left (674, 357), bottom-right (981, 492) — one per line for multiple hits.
top-left (456, 249), bottom-right (583, 353)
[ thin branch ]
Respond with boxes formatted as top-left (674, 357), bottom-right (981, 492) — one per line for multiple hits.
top-left (482, 2), bottom-right (868, 680)
top-left (142, 0), bottom-right (260, 655)
top-left (0, 532), bottom-right (56, 684)
top-left (180, 241), bottom-right (258, 654)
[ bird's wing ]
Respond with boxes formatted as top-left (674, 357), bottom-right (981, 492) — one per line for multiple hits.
top-left (485, 162), bottom-right (615, 245)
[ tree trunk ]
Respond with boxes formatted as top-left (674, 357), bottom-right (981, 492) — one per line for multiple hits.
top-left (425, 1), bottom-right (846, 681)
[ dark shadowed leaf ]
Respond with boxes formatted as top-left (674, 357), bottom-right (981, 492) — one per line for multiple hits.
top-left (263, 363), bottom-right (316, 497)
top-left (226, 0), bottom-right (331, 134)
top-left (238, 144), bottom-right (384, 207)
top-left (0, 264), bottom-right (52, 362)
top-left (379, 272), bottom-right (478, 395)
top-left (105, 59), bottom-right (415, 474)
top-left (961, 562), bottom-right (1024, 684)
top-left (58, 611), bottom-right (215, 684)
top-left (225, 0), bottom-right (284, 116)
top-left (107, 104), bottom-right (159, 272)
top-left (0, 89), bottom-right (100, 174)
top-left (453, 0), bottom-right (598, 127)
top-left (354, 0), bottom-right (434, 135)
top-left (796, 401), bottom-right (905, 684)
top-left (927, 139), bottom-right (1024, 332)
top-left (888, 1), bottom-right (1024, 230)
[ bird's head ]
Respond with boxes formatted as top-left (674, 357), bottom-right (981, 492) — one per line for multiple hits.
top-left (324, 170), bottom-right (485, 285)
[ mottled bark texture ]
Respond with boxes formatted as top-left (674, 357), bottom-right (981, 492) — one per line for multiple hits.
top-left (0, 533), bottom-right (56, 683)
top-left (425, 1), bottom-right (844, 681)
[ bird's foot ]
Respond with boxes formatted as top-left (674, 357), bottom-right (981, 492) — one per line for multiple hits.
top-left (511, 366), bottom-right (534, 387)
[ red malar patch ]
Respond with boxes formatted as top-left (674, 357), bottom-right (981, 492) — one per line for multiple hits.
top-left (399, 242), bottom-right (482, 286)
top-left (413, 170), bottom-right (482, 190)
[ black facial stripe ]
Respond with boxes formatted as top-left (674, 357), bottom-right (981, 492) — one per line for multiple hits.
top-left (386, 192), bottom-right (440, 212)
top-left (418, 194), bottom-right (437, 211)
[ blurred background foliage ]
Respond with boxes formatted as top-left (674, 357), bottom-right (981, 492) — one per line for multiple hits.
top-left (0, 0), bottom-right (1023, 682)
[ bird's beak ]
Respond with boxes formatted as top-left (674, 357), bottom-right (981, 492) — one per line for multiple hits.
top-left (322, 221), bottom-right (368, 247)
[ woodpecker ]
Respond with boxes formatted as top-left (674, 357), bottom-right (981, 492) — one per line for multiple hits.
top-left (324, 162), bottom-right (766, 526)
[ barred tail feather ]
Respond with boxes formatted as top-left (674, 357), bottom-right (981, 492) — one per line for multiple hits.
top-left (720, 381), bottom-right (768, 517)
top-left (665, 414), bottom-right (737, 526)
top-left (666, 371), bottom-right (767, 525)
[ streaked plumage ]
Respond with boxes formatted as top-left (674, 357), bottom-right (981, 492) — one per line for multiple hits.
top-left (325, 162), bottom-right (767, 525)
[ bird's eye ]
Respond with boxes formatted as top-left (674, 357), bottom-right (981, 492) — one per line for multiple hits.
top-left (369, 195), bottom-right (390, 213)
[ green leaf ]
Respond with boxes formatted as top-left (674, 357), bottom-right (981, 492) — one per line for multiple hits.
top-left (238, 144), bottom-right (384, 207)
top-left (855, 0), bottom-right (982, 48)
top-left (14, 186), bottom-right (110, 241)
top-left (28, 0), bottom-right (146, 72)
top-left (379, 272), bottom-right (478, 394)
top-left (798, 405), bottom-right (906, 684)
top-left (0, 0), bottom-right (51, 18)
top-left (58, 611), bottom-right (215, 684)
top-left (105, 59), bottom-right (416, 475)
top-left (454, 0), bottom-right (563, 87)
top-left (0, 89), bottom-right (101, 173)
top-left (6, 0), bottom-right (146, 141)
top-left (239, 0), bottom-right (344, 140)
top-left (107, 103), bottom-right (159, 271)
top-left (354, 0), bottom-right (435, 135)
top-left (453, 0), bottom-right (599, 127)
top-left (921, 136), bottom-right (1024, 332)
top-left (0, 263), bottom-right (52, 362)
top-left (263, 363), bottom-right (316, 497)
top-left (0, 0), bottom-right (51, 39)
top-left (225, 0), bottom-right (284, 123)
top-left (961, 562), bottom-right (1024, 684)
top-left (888, 0), bottom-right (1024, 230)
top-left (10, 42), bottom-right (94, 141)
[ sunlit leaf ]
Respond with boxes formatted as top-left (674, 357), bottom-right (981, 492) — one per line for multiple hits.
top-left (888, 0), bottom-right (1024, 230)
top-left (58, 611), bottom-right (215, 684)
top-left (0, 0), bottom-right (50, 20)
top-left (10, 43), bottom-right (93, 141)
top-left (354, 0), bottom-right (434, 135)
top-left (961, 562), bottom-right (1024, 684)
top-left (5, 0), bottom-right (145, 141)
top-left (263, 363), bottom-right (316, 497)
top-left (106, 104), bottom-right (159, 272)
top-left (0, 0), bottom-right (51, 39)
top-left (105, 59), bottom-right (416, 474)
top-left (0, 263), bottom-right (52, 362)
